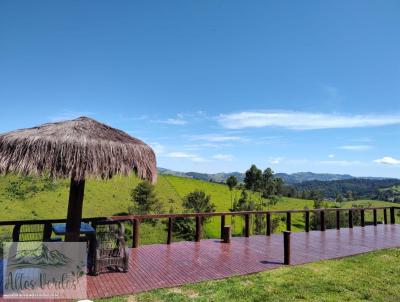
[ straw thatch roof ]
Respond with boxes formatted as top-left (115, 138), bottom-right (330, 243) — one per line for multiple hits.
top-left (0, 117), bottom-right (157, 183)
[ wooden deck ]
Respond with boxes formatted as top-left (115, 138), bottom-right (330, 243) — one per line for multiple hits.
top-left (86, 224), bottom-right (400, 299)
top-left (1, 224), bottom-right (400, 301)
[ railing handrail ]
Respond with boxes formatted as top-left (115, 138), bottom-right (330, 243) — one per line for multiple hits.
top-left (0, 206), bottom-right (398, 226)
top-left (0, 216), bottom-right (107, 226)
top-left (111, 206), bottom-right (400, 221)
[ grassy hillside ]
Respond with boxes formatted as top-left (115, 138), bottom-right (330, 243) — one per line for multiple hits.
top-left (0, 174), bottom-right (397, 243)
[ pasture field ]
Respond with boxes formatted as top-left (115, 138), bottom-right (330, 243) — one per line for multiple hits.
top-left (0, 174), bottom-right (397, 244)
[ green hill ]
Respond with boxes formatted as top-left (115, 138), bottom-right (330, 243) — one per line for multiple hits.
top-left (0, 174), bottom-right (397, 244)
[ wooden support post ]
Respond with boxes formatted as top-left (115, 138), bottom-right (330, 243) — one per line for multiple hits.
top-left (361, 209), bottom-right (365, 227)
top-left (373, 209), bottom-right (377, 226)
top-left (390, 207), bottom-right (395, 224)
top-left (336, 210), bottom-right (340, 230)
top-left (245, 214), bottom-right (250, 237)
top-left (65, 178), bottom-right (85, 242)
top-left (286, 212), bottom-right (291, 231)
top-left (384, 208), bottom-right (388, 224)
top-left (132, 218), bottom-right (140, 248)
top-left (283, 231), bottom-right (291, 265)
top-left (222, 226), bottom-right (232, 243)
top-left (266, 212), bottom-right (272, 236)
top-left (320, 210), bottom-right (326, 231)
top-left (305, 211), bottom-right (310, 232)
top-left (349, 210), bottom-right (353, 228)
top-left (220, 215), bottom-right (226, 239)
top-left (167, 217), bottom-right (173, 244)
top-left (195, 216), bottom-right (202, 242)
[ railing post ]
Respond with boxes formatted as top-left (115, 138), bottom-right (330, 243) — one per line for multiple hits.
top-left (266, 212), bottom-right (272, 236)
top-left (220, 215), bottom-right (226, 239)
top-left (373, 209), bottom-right (377, 226)
top-left (336, 209), bottom-right (340, 230)
top-left (320, 210), bottom-right (325, 231)
top-left (195, 215), bottom-right (202, 242)
top-left (361, 209), bottom-right (365, 227)
top-left (283, 231), bottom-right (291, 265)
top-left (132, 218), bottom-right (140, 248)
top-left (390, 207), bottom-right (395, 224)
top-left (222, 226), bottom-right (232, 243)
top-left (245, 214), bottom-right (250, 237)
top-left (384, 208), bottom-right (388, 224)
top-left (167, 217), bottom-right (173, 244)
top-left (286, 212), bottom-right (291, 231)
top-left (349, 210), bottom-right (353, 228)
top-left (305, 211), bottom-right (310, 232)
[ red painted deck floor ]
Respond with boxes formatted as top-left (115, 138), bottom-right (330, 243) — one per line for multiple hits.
top-left (86, 224), bottom-right (400, 299)
top-left (1, 225), bottom-right (400, 301)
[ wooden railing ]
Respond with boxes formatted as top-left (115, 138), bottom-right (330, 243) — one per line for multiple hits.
top-left (0, 206), bottom-right (399, 250)
top-left (109, 206), bottom-right (400, 248)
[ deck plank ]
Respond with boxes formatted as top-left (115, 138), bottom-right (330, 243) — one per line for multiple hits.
top-left (1, 225), bottom-right (400, 301)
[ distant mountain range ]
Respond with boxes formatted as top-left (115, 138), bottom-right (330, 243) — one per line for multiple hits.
top-left (157, 168), bottom-right (388, 184)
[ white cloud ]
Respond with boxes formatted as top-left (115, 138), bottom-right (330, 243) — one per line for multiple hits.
top-left (318, 160), bottom-right (366, 166)
top-left (328, 154), bottom-right (335, 158)
top-left (339, 145), bottom-right (372, 151)
top-left (267, 157), bottom-right (283, 164)
top-left (165, 152), bottom-right (207, 162)
top-left (374, 157), bottom-right (400, 166)
top-left (166, 152), bottom-right (195, 158)
top-left (149, 142), bottom-right (165, 155)
top-left (217, 111), bottom-right (400, 130)
top-left (212, 154), bottom-right (234, 161)
top-left (183, 143), bottom-right (223, 151)
top-left (188, 134), bottom-right (248, 142)
top-left (158, 118), bottom-right (187, 125)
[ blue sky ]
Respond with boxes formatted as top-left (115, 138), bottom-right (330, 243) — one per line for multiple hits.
top-left (1, 1), bottom-right (400, 177)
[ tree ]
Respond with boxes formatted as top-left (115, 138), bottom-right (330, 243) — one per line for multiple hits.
top-left (130, 181), bottom-right (163, 214)
top-left (336, 194), bottom-right (344, 206)
top-left (232, 190), bottom-right (252, 211)
top-left (173, 190), bottom-right (216, 240)
top-left (261, 168), bottom-right (276, 197)
top-left (226, 176), bottom-right (238, 210)
top-left (183, 190), bottom-right (216, 214)
top-left (346, 190), bottom-right (354, 201)
top-left (244, 165), bottom-right (262, 192)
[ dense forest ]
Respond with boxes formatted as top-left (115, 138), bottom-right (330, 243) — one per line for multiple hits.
top-left (285, 178), bottom-right (400, 201)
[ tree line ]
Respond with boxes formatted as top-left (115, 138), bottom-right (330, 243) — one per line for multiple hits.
top-left (128, 164), bottom-right (284, 239)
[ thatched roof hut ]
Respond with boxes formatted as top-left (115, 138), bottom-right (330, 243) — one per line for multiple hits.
top-left (0, 116), bottom-right (157, 183)
top-left (0, 117), bottom-right (157, 241)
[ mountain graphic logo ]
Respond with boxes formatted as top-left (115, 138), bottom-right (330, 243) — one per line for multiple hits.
top-left (8, 244), bottom-right (72, 268)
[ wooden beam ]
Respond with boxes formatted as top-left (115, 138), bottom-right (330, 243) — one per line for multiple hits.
top-left (349, 210), bottom-right (353, 228)
top-left (286, 212), bottom-right (291, 231)
top-left (390, 207), bottom-right (395, 224)
top-left (132, 218), bottom-right (140, 248)
top-left (195, 216), bottom-right (202, 242)
top-left (245, 214), bottom-right (250, 237)
top-left (266, 212), bottom-right (272, 236)
top-left (167, 217), bottom-right (173, 244)
top-left (283, 231), bottom-right (291, 265)
top-left (361, 209), bottom-right (365, 227)
top-left (220, 215), bottom-right (225, 239)
top-left (320, 210), bottom-right (325, 231)
top-left (336, 210), bottom-right (340, 230)
top-left (305, 211), bottom-right (310, 232)
top-left (65, 178), bottom-right (85, 242)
